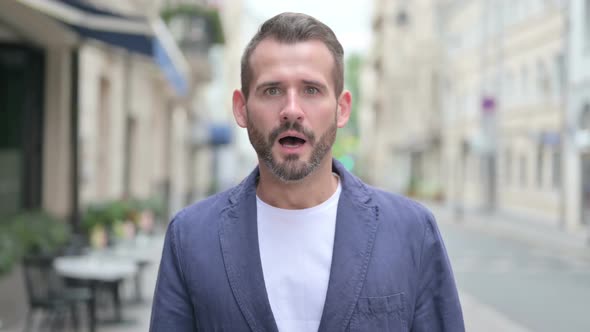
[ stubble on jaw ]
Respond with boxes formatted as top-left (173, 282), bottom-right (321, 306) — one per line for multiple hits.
top-left (246, 110), bottom-right (337, 182)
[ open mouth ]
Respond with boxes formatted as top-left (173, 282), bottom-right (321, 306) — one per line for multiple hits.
top-left (278, 136), bottom-right (306, 148)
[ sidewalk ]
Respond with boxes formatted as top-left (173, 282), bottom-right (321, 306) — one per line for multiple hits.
top-left (459, 291), bottom-right (530, 332)
top-left (422, 201), bottom-right (590, 262)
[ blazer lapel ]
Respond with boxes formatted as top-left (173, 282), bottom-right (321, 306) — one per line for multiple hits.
top-left (219, 170), bottom-right (278, 332)
top-left (318, 161), bottom-right (379, 331)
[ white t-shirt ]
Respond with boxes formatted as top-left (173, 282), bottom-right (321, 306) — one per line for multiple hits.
top-left (256, 178), bottom-right (342, 332)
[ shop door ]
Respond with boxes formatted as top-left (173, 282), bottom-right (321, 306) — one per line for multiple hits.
top-left (0, 45), bottom-right (44, 218)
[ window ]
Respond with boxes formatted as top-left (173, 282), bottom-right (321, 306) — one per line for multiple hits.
top-left (552, 149), bottom-right (561, 188)
top-left (581, 103), bottom-right (590, 131)
top-left (520, 154), bottom-right (528, 187)
top-left (536, 145), bottom-right (544, 187)
top-left (97, 77), bottom-right (111, 198)
top-left (504, 71), bottom-right (514, 106)
top-left (521, 65), bottom-right (529, 104)
top-left (505, 148), bottom-right (512, 185)
top-left (536, 60), bottom-right (550, 100)
top-left (511, 68), bottom-right (522, 105)
top-left (554, 53), bottom-right (565, 99)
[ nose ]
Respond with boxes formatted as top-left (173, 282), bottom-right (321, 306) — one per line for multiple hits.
top-left (280, 90), bottom-right (304, 123)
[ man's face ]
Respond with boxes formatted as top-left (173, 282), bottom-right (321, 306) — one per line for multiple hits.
top-left (233, 38), bottom-right (351, 182)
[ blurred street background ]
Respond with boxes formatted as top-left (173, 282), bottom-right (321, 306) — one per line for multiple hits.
top-left (1, 0), bottom-right (590, 331)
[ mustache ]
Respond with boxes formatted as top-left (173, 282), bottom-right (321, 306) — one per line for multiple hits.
top-left (268, 122), bottom-right (316, 145)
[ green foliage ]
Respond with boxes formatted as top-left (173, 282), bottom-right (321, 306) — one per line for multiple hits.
top-left (82, 197), bottom-right (166, 232)
top-left (333, 130), bottom-right (360, 174)
top-left (82, 200), bottom-right (134, 231)
top-left (344, 53), bottom-right (364, 136)
top-left (130, 196), bottom-right (166, 219)
top-left (0, 211), bottom-right (70, 277)
top-left (161, 4), bottom-right (225, 45)
top-left (0, 225), bottom-right (19, 276)
top-left (9, 211), bottom-right (70, 256)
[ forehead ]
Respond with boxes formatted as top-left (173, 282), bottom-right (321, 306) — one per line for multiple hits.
top-left (249, 38), bottom-right (335, 87)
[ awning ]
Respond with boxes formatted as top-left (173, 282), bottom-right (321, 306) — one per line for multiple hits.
top-left (17, 0), bottom-right (190, 97)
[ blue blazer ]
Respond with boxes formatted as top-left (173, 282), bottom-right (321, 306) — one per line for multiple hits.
top-left (150, 160), bottom-right (464, 331)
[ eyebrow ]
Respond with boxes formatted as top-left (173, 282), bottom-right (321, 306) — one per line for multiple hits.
top-left (255, 81), bottom-right (281, 92)
top-left (302, 80), bottom-right (328, 91)
top-left (254, 80), bottom-right (329, 92)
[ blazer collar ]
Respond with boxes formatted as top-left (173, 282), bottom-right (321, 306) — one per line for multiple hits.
top-left (220, 159), bottom-right (378, 332)
top-left (317, 160), bottom-right (379, 331)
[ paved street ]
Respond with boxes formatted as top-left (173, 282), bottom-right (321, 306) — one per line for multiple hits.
top-left (7, 206), bottom-right (589, 332)
top-left (432, 205), bottom-right (590, 332)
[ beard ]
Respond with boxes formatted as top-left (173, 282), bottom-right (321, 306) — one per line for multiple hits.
top-left (246, 109), bottom-right (337, 182)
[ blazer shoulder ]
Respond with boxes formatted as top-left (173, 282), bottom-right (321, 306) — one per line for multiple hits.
top-left (368, 186), bottom-right (437, 229)
top-left (169, 187), bottom-right (234, 230)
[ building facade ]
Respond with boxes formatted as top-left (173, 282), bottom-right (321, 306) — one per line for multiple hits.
top-left (439, 0), bottom-right (567, 226)
top-left (360, 0), bottom-right (444, 199)
top-left (565, 0), bottom-right (590, 232)
top-left (0, 0), bottom-right (215, 326)
top-left (0, 1), bottom-right (80, 220)
top-left (361, 0), bottom-right (581, 233)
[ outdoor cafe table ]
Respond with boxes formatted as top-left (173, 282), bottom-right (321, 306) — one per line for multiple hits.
top-left (89, 243), bottom-right (154, 303)
top-left (92, 235), bottom-right (162, 302)
top-left (53, 255), bottom-right (137, 331)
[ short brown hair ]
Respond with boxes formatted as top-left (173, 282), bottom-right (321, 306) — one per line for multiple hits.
top-left (240, 12), bottom-right (344, 99)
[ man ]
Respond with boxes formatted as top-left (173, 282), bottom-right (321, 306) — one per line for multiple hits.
top-left (150, 12), bottom-right (464, 332)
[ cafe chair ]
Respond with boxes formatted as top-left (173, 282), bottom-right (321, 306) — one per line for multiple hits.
top-left (21, 255), bottom-right (95, 332)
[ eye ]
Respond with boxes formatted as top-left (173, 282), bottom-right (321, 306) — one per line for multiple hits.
top-left (265, 87), bottom-right (281, 96)
top-left (305, 87), bottom-right (320, 95)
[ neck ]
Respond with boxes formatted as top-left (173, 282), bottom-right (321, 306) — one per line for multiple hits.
top-left (256, 157), bottom-right (338, 209)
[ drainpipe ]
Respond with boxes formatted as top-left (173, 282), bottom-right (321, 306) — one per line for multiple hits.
top-left (70, 49), bottom-right (80, 233)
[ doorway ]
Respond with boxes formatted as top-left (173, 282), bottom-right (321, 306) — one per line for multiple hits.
top-left (0, 44), bottom-right (45, 218)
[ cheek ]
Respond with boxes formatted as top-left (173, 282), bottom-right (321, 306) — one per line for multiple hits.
top-left (305, 103), bottom-right (337, 124)
top-left (246, 111), bottom-right (274, 134)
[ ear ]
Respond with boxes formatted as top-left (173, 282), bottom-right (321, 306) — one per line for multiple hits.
top-left (336, 90), bottom-right (352, 128)
top-left (232, 89), bottom-right (248, 128)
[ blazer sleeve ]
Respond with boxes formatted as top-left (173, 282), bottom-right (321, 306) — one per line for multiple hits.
top-left (150, 219), bottom-right (197, 332)
top-left (411, 213), bottom-right (465, 332)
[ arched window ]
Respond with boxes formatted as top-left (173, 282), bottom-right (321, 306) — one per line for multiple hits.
top-left (537, 144), bottom-right (544, 187)
top-left (536, 60), bottom-right (550, 100)
top-left (553, 53), bottom-right (565, 101)
top-left (505, 147), bottom-right (512, 185)
top-left (504, 70), bottom-right (514, 106)
top-left (581, 103), bottom-right (590, 131)
top-left (520, 153), bottom-right (528, 187)
top-left (514, 69), bottom-right (521, 105)
top-left (521, 65), bottom-right (529, 104)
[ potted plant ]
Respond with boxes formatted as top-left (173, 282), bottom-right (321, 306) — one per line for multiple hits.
top-left (9, 211), bottom-right (70, 258)
top-left (0, 224), bottom-right (20, 278)
top-left (82, 200), bottom-right (140, 247)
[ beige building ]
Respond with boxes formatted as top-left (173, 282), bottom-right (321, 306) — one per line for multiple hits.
top-left (360, 0), bottom-right (444, 199)
top-left (75, 0), bottom-right (230, 216)
top-left (564, 0), bottom-right (590, 232)
top-left (440, 0), bottom-right (566, 225)
top-left (0, 1), bottom-right (81, 220)
top-left (362, 0), bottom-right (571, 230)
top-left (0, 0), bottom-right (226, 326)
